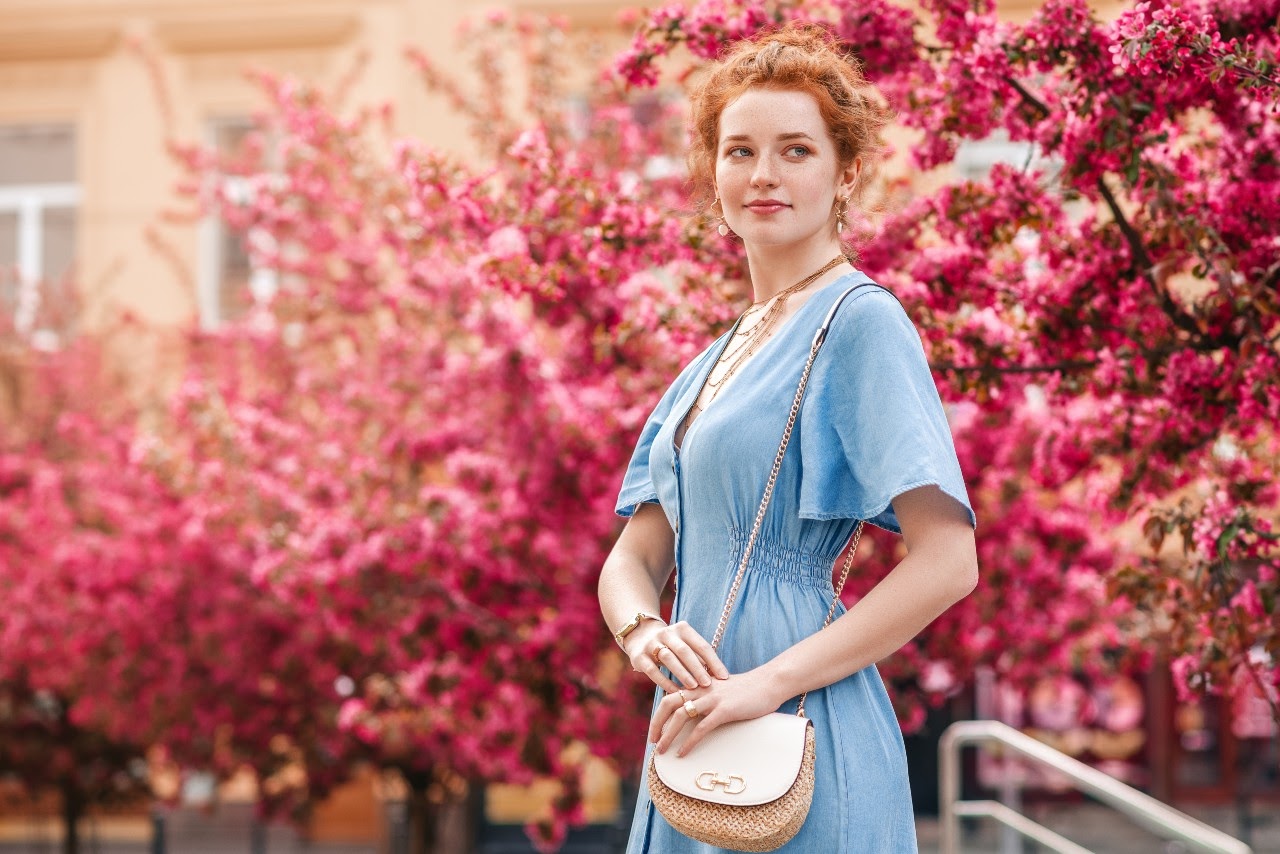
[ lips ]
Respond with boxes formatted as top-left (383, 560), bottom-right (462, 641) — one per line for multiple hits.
top-left (745, 200), bottom-right (789, 214)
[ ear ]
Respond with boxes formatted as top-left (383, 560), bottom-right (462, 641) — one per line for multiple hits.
top-left (838, 156), bottom-right (863, 197)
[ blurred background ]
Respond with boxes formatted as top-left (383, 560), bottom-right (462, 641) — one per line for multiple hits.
top-left (2, 0), bottom-right (1278, 853)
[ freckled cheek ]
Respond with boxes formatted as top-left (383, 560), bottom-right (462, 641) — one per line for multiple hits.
top-left (715, 172), bottom-right (750, 209)
top-left (714, 162), bottom-right (740, 189)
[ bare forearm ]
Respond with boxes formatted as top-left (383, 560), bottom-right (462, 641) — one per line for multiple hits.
top-left (598, 551), bottom-right (669, 634)
top-left (759, 549), bottom-right (977, 704)
top-left (598, 503), bottom-right (676, 637)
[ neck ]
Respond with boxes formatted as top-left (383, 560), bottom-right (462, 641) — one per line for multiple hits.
top-left (744, 238), bottom-right (848, 302)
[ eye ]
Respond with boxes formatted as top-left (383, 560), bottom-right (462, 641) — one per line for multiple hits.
top-left (726, 146), bottom-right (752, 158)
top-left (785, 145), bottom-right (811, 157)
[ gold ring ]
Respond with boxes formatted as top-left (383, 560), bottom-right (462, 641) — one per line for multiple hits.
top-left (683, 700), bottom-right (700, 720)
top-left (676, 689), bottom-right (688, 703)
top-left (651, 644), bottom-right (669, 664)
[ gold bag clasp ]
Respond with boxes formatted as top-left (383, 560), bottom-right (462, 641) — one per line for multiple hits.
top-left (695, 772), bottom-right (746, 795)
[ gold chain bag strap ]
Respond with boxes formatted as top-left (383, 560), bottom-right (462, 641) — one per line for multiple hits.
top-left (647, 284), bottom-right (873, 852)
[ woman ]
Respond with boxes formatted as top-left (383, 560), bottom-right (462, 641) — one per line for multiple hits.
top-left (598, 24), bottom-right (978, 852)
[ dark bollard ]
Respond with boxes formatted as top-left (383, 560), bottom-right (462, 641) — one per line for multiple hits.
top-left (611, 777), bottom-right (638, 853)
top-left (386, 800), bottom-right (409, 854)
top-left (150, 811), bottom-right (166, 854)
top-left (251, 818), bottom-right (267, 854)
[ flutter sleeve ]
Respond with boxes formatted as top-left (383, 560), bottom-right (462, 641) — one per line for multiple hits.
top-left (614, 379), bottom-right (682, 519)
top-left (797, 287), bottom-right (976, 534)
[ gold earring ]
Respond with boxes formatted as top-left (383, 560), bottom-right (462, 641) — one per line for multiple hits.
top-left (712, 197), bottom-right (730, 237)
top-left (836, 195), bottom-right (850, 234)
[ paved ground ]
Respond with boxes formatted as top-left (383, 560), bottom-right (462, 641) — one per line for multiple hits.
top-left (915, 803), bottom-right (1279, 854)
top-left (0, 802), bottom-right (1273, 853)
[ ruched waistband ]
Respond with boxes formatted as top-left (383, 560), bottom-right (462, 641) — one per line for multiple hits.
top-left (727, 527), bottom-right (842, 589)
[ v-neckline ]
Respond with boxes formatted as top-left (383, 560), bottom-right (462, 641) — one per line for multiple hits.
top-left (672, 275), bottom-right (851, 455)
top-left (672, 315), bottom-right (741, 455)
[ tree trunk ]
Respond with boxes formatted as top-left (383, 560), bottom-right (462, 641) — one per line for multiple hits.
top-left (405, 775), bottom-right (481, 854)
top-left (60, 781), bottom-right (83, 854)
top-left (406, 781), bottom-right (434, 854)
top-left (436, 785), bottom-right (480, 854)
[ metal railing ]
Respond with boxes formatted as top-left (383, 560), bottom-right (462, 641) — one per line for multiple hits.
top-left (939, 719), bottom-right (1253, 854)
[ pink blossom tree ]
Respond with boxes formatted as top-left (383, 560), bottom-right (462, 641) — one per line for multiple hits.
top-left (0, 320), bottom-right (155, 854)
top-left (0, 313), bottom-right (363, 852)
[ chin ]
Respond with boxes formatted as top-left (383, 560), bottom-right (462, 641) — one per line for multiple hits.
top-left (738, 228), bottom-right (825, 249)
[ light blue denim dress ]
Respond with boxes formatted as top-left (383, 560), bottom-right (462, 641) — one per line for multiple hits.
top-left (614, 273), bottom-right (976, 853)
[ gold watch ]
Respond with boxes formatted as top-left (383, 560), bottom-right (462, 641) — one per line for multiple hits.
top-left (613, 612), bottom-right (664, 650)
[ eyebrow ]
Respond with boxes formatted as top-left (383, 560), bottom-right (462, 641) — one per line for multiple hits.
top-left (722, 132), bottom-right (816, 142)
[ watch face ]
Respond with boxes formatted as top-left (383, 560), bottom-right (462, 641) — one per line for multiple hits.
top-left (617, 613), bottom-right (651, 640)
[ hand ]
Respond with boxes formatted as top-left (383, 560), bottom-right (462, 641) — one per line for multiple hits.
top-left (624, 620), bottom-right (730, 693)
top-left (648, 668), bottom-right (785, 757)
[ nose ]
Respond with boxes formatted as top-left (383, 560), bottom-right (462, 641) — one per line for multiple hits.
top-left (750, 155), bottom-right (778, 189)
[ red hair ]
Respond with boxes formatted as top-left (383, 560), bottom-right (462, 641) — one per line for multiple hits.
top-left (687, 23), bottom-right (894, 212)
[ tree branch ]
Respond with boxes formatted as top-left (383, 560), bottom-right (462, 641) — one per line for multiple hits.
top-left (1223, 58), bottom-right (1280, 90)
top-left (932, 359), bottom-right (1098, 375)
top-left (1003, 71), bottom-right (1245, 354)
top-left (1094, 176), bottom-right (1159, 284)
top-left (1094, 176), bottom-right (1241, 350)
top-left (1005, 76), bottom-right (1052, 120)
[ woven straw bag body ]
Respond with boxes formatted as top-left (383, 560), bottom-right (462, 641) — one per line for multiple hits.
top-left (647, 724), bottom-right (816, 852)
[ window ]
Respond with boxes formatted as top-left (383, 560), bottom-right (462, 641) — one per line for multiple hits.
top-left (197, 118), bottom-right (280, 329)
top-left (0, 124), bottom-right (79, 342)
top-left (952, 130), bottom-right (1040, 182)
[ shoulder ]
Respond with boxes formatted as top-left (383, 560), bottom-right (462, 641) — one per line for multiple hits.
top-left (823, 282), bottom-right (920, 353)
top-left (834, 281), bottom-right (906, 321)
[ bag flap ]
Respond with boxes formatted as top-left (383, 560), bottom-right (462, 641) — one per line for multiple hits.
top-left (650, 712), bottom-right (811, 806)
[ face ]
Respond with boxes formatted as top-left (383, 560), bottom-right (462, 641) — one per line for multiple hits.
top-left (715, 87), bottom-right (854, 251)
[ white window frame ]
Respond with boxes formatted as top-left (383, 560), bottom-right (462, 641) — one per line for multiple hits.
top-left (953, 132), bottom-right (1040, 182)
top-left (196, 119), bottom-right (280, 330)
top-left (0, 182), bottom-right (80, 335)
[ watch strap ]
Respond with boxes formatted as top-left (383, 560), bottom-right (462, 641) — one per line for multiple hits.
top-left (614, 611), bottom-right (663, 649)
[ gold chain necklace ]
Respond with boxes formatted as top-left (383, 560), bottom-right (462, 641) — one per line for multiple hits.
top-left (714, 265), bottom-right (833, 367)
top-left (686, 254), bottom-right (845, 424)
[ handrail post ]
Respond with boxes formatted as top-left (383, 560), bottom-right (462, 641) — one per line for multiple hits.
top-left (999, 756), bottom-right (1023, 854)
top-left (939, 725), bottom-right (961, 854)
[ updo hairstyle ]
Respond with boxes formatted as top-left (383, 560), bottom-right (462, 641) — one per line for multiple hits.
top-left (687, 23), bottom-right (894, 214)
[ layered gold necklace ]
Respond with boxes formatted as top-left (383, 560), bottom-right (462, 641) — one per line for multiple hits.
top-left (684, 254), bottom-right (845, 428)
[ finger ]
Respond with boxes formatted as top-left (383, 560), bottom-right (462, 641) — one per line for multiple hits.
top-left (656, 693), bottom-right (707, 754)
top-left (674, 629), bottom-right (729, 679)
top-left (648, 691), bottom-right (684, 744)
top-left (663, 637), bottom-right (712, 687)
top-left (635, 657), bottom-right (680, 694)
top-left (655, 706), bottom-right (688, 754)
top-left (665, 622), bottom-right (727, 681)
top-left (676, 712), bottom-right (720, 757)
top-left (655, 645), bottom-right (701, 690)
